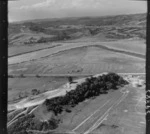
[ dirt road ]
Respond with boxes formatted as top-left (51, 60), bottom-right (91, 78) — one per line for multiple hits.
top-left (69, 85), bottom-right (145, 134)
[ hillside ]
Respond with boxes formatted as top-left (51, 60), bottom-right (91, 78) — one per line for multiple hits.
top-left (9, 13), bottom-right (146, 47)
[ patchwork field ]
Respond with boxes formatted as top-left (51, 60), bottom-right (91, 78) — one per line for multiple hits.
top-left (8, 13), bottom-right (146, 134)
top-left (9, 44), bottom-right (145, 75)
top-left (9, 43), bottom-right (62, 57)
top-left (8, 39), bottom-right (145, 65)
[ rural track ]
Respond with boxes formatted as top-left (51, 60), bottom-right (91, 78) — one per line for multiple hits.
top-left (72, 100), bottom-right (111, 132)
top-left (8, 43), bottom-right (145, 65)
top-left (7, 105), bottom-right (40, 128)
top-left (7, 73), bottom-right (144, 131)
top-left (7, 108), bottom-right (28, 127)
top-left (71, 88), bottom-right (129, 134)
top-left (135, 96), bottom-right (146, 115)
top-left (8, 73), bottom-right (145, 111)
top-left (8, 73), bottom-right (145, 78)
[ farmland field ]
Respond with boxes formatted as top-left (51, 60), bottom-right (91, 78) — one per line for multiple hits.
top-left (8, 13), bottom-right (146, 134)
top-left (8, 39), bottom-right (145, 65)
top-left (55, 84), bottom-right (145, 134)
top-left (8, 44), bottom-right (145, 75)
top-left (8, 77), bottom-right (68, 104)
top-left (9, 43), bottom-right (61, 57)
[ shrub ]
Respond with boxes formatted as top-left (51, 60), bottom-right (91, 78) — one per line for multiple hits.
top-left (20, 74), bottom-right (25, 78)
top-left (31, 89), bottom-right (39, 95)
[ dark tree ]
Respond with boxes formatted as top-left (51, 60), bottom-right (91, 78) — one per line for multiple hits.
top-left (68, 76), bottom-right (73, 84)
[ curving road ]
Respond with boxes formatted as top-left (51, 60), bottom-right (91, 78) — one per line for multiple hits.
top-left (8, 42), bottom-right (145, 65)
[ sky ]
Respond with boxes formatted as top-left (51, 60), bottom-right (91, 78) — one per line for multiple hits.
top-left (9, 0), bottom-right (147, 22)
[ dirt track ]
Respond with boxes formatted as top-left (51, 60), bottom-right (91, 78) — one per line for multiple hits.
top-left (8, 41), bottom-right (145, 65)
top-left (7, 74), bottom-right (145, 134)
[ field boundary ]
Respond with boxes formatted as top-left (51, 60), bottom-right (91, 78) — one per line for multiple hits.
top-left (8, 44), bottom-right (62, 58)
top-left (8, 73), bottom-right (145, 78)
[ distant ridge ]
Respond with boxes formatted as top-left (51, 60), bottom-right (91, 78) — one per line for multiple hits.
top-left (9, 13), bottom-right (146, 24)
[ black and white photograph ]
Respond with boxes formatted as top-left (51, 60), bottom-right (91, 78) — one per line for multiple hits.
top-left (7, 0), bottom-right (147, 134)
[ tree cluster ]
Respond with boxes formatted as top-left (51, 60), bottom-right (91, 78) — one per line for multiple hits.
top-left (44, 73), bottom-right (128, 115)
top-left (29, 25), bottom-right (45, 33)
top-left (8, 114), bottom-right (59, 134)
top-left (8, 73), bottom-right (128, 134)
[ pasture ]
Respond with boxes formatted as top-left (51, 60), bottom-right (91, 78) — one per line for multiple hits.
top-left (8, 77), bottom-right (68, 104)
top-left (9, 44), bottom-right (145, 75)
